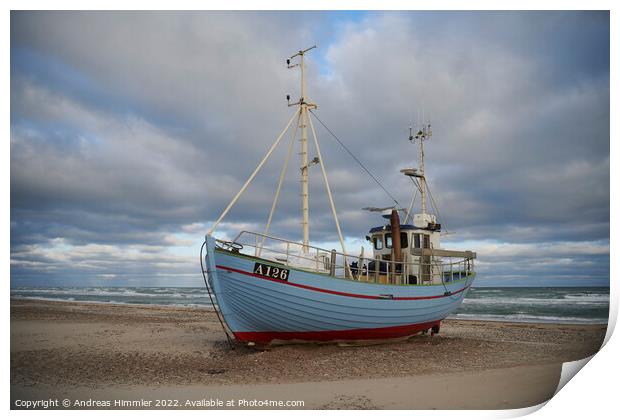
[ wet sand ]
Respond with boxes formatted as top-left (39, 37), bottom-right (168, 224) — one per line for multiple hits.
top-left (10, 299), bottom-right (606, 409)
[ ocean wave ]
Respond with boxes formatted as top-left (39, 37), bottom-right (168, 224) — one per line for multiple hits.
top-left (11, 287), bottom-right (211, 299)
top-left (463, 295), bottom-right (609, 306)
top-left (448, 313), bottom-right (608, 324)
top-left (11, 295), bottom-right (215, 308)
top-left (562, 293), bottom-right (609, 302)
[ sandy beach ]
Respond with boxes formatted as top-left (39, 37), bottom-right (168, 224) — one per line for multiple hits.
top-left (11, 299), bottom-right (606, 409)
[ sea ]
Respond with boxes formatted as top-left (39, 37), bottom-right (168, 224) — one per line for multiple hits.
top-left (11, 287), bottom-right (609, 324)
top-left (10, 286), bottom-right (610, 325)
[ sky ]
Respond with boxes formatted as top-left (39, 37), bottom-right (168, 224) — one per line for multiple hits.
top-left (10, 11), bottom-right (610, 288)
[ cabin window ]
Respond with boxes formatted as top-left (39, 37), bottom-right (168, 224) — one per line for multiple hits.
top-left (413, 233), bottom-right (421, 249)
top-left (373, 235), bottom-right (384, 250)
top-left (400, 232), bottom-right (409, 248)
top-left (423, 234), bottom-right (430, 249)
top-left (384, 232), bottom-right (408, 249)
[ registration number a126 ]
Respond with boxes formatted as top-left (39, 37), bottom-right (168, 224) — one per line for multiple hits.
top-left (253, 262), bottom-right (290, 281)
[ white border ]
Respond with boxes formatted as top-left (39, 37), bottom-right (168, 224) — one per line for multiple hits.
top-left (5, 1), bottom-right (616, 419)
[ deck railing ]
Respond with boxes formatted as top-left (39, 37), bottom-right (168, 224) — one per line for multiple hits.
top-left (222, 231), bottom-right (475, 286)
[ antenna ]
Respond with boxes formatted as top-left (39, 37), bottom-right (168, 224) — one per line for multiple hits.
top-left (406, 118), bottom-right (432, 216)
top-left (285, 45), bottom-right (318, 108)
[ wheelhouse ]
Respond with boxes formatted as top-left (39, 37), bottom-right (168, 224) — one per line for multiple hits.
top-left (364, 212), bottom-right (473, 285)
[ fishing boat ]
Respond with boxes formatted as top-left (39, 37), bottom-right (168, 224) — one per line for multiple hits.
top-left (202, 46), bottom-right (476, 346)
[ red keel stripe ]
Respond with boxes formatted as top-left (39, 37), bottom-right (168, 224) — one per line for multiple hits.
top-left (234, 320), bottom-right (442, 344)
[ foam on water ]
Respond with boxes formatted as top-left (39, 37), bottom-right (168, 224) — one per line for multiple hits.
top-left (454, 287), bottom-right (609, 324)
top-left (11, 286), bottom-right (216, 308)
top-left (448, 312), bottom-right (608, 324)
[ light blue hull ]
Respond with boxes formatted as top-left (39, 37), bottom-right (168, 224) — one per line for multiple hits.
top-left (204, 235), bottom-right (474, 344)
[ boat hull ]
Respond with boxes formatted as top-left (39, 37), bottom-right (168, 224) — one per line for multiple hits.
top-left (204, 235), bottom-right (474, 345)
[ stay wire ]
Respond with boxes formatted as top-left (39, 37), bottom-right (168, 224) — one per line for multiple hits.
top-left (425, 181), bottom-right (449, 234)
top-left (409, 177), bottom-right (450, 235)
top-left (200, 241), bottom-right (235, 349)
top-left (309, 110), bottom-right (401, 207)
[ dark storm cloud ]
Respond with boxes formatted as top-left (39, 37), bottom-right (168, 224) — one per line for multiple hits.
top-left (10, 11), bottom-right (609, 286)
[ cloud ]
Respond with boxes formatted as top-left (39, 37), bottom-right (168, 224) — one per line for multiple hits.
top-left (10, 11), bottom-right (609, 286)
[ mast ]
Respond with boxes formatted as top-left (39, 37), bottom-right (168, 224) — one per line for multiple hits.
top-left (300, 53), bottom-right (309, 253)
top-left (287, 46), bottom-right (317, 252)
top-left (212, 45), bottom-right (352, 265)
top-left (419, 126), bottom-right (426, 216)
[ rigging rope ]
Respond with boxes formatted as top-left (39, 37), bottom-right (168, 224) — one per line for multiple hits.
top-left (309, 110), bottom-right (401, 207)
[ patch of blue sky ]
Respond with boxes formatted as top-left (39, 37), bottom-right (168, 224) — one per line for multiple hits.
top-left (310, 11), bottom-right (370, 76)
top-left (12, 118), bottom-right (103, 150)
top-left (11, 46), bottom-right (187, 134)
top-left (11, 46), bottom-right (134, 118)
top-left (166, 232), bottom-right (204, 258)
